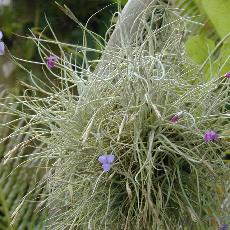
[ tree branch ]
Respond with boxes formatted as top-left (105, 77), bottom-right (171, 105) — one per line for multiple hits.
top-left (95, 0), bottom-right (155, 74)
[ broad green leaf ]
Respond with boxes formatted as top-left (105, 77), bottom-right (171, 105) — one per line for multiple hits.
top-left (112, 0), bottom-right (127, 6)
top-left (185, 35), bottom-right (215, 64)
top-left (193, 0), bottom-right (205, 14)
top-left (217, 41), bottom-right (230, 75)
top-left (204, 61), bottom-right (219, 80)
top-left (202, 0), bottom-right (230, 39)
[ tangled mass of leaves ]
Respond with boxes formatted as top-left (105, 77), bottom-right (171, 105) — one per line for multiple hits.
top-left (0, 1), bottom-right (230, 229)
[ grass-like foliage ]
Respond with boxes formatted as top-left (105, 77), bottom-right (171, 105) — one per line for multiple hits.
top-left (2, 2), bottom-right (230, 230)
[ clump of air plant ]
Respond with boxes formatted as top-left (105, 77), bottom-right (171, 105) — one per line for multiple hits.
top-left (5, 3), bottom-right (230, 230)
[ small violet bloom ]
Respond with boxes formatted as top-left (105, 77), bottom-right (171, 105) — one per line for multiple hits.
top-left (98, 154), bottom-right (115, 172)
top-left (46, 55), bottom-right (57, 69)
top-left (170, 111), bottom-right (183, 123)
top-left (220, 224), bottom-right (228, 230)
top-left (0, 31), bottom-right (5, 55)
top-left (224, 72), bottom-right (230, 78)
top-left (204, 130), bottom-right (219, 142)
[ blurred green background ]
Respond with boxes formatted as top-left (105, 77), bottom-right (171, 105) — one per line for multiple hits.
top-left (0, 0), bottom-right (127, 89)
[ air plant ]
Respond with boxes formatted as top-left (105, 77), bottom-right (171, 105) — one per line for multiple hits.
top-left (1, 0), bottom-right (230, 229)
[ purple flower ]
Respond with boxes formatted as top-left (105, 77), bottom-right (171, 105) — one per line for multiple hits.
top-left (203, 130), bottom-right (219, 142)
top-left (98, 154), bottom-right (115, 172)
top-left (0, 31), bottom-right (5, 55)
top-left (46, 55), bottom-right (58, 69)
top-left (170, 111), bottom-right (183, 123)
top-left (220, 224), bottom-right (228, 230)
top-left (224, 72), bottom-right (230, 78)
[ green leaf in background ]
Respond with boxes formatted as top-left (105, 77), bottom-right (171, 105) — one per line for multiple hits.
top-left (217, 41), bottom-right (230, 75)
top-left (112, 0), bottom-right (127, 6)
top-left (202, 0), bottom-right (230, 39)
top-left (192, 0), bottom-right (205, 14)
top-left (185, 35), bottom-right (215, 64)
top-left (178, 0), bottom-right (230, 41)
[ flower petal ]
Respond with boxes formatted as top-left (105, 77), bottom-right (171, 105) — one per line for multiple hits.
top-left (106, 154), bottom-right (115, 163)
top-left (204, 130), bottom-right (218, 142)
top-left (224, 72), bottom-right (230, 78)
top-left (102, 163), bottom-right (111, 172)
top-left (98, 155), bottom-right (107, 164)
top-left (46, 55), bottom-right (57, 69)
top-left (220, 224), bottom-right (228, 230)
top-left (170, 111), bottom-right (183, 123)
top-left (0, 31), bottom-right (3, 40)
top-left (0, 42), bottom-right (5, 55)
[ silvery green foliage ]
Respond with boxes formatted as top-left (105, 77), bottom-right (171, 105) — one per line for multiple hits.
top-left (4, 2), bottom-right (230, 230)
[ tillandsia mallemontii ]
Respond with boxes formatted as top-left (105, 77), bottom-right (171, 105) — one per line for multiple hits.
top-left (4, 1), bottom-right (230, 229)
